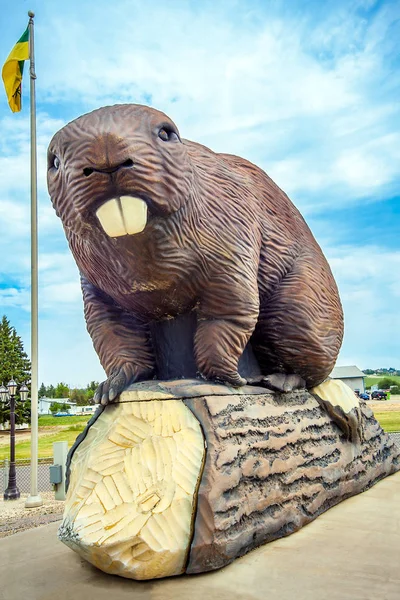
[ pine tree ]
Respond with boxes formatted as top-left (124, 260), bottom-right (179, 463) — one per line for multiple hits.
top-left (0, 315), bottom-right (31, 425)
top-left (39, 382), bottom-right (47, 398)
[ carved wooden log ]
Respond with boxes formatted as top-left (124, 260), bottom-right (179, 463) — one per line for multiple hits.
top-left (60, 379), bottom-right (400, 579)
top-left (184, 383), bottom-right (400, 573)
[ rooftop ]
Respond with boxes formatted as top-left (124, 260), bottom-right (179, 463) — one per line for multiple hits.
top-left (38, 397), bottom-right (76, 405)
top-left (330, 365), bottom-right (366, 379)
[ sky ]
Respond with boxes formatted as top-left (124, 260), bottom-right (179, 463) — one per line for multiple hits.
top-left (0, 0), bottom-right (399, 387)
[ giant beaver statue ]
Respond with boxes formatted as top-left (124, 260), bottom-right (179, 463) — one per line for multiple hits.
top-left (47, 104), bottom-right (344, 405)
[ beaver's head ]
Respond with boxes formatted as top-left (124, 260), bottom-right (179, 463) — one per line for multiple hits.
top-left (47, 104), bottom-right (193, 238)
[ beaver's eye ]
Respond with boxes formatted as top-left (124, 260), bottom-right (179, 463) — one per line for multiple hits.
top-left (158, 126), bottom-right (179, 142)
top-left (48, 153), bottom-right (61, 171)
top-left (48, 154), bottom-right (60, 170)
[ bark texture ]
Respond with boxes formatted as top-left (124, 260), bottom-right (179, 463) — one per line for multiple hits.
top-left (184, 389), bottom-right (400, 573)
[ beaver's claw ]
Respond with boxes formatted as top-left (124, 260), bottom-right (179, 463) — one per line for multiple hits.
top-left (262, 373), bottom-right (306, 392)
top-left (94, 368), bottom-right (132, 406)
top-left (213, 372), bottom-right (247, 388)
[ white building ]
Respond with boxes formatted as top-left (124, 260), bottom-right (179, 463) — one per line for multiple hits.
top-left (38, 397), bottom-right (77, 415)
top-left (75, 405), bottom-right (97, 416)
top-left (329, 366), bottom-right (366, 393)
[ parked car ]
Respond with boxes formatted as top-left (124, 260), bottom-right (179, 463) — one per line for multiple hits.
top-left (358, 392), bottom-right (370, 401)
top-left (371, 390), bottom-right (387, 400)
top-left (54, 412), bottom-right (72, 417)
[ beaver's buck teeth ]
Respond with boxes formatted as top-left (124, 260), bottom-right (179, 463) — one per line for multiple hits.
top-left (96, 196), bottom-right (147, 237)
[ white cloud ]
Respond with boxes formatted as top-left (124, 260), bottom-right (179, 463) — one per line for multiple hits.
top-left (0, 287), bottom-right (30, 311)
top-left (333, 133), bottom-right (400, 191)
top-left (0, 199), bottom-right (30, 236)
top-left (327, 245), bottom-right (400, 369)
top-left (38, 252), bottom-right (82, 308)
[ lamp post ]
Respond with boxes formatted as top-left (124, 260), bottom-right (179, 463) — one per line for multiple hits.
top-left (0, 380), bottom-right (29, 500)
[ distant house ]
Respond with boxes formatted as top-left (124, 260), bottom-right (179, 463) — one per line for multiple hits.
top-left (38, 397), bottom-right (77, 415)
top-left (329, 366), bottom-right (366, 393)
top-left (75, 405), bottom-right (96, 416)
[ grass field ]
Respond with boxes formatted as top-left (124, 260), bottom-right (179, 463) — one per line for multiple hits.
top-left (38, 415), bottom-right (91, 427)
top-left (373, 411), bottom-right (400, 433)
top-left (0, 428), bottom-right (87, 461)
top-left (0, 414), bottom-right (91, 461)
top-left (365, 375), bottom-right (400, 388)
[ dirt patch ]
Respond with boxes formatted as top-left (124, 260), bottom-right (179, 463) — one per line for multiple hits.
top-left (368, 401), bottom-right (400, 413)
top-left (0, 426), bottom-right (68, 446)
top-left (0, 492), bottom-right (64, 538)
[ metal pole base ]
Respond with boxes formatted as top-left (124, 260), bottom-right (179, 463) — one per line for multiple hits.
top-left (25, 494), bottom-right (43, 508)
top-left (4, 487), bottom-right (20, 501)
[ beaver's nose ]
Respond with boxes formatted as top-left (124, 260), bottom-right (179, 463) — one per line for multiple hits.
top-left (83, 158), bottom-right (134, 177)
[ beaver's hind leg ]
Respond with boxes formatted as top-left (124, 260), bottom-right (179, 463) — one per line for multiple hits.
top-left (251, 257), bottom-right (364, 442)
top-left (262, 373), bottom-right (306, 392)
top-left (251, 250), bottom-right (344, 390)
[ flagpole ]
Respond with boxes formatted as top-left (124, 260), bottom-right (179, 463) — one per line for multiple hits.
top-left (25, 10), bottom-right (42, 508)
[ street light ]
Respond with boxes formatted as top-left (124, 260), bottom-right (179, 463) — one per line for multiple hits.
top-left (0, 380), bottom-right (28, 500)
top-left (19, 383), bottom-right (29, 402)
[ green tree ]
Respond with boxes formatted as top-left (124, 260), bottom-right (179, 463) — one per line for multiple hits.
top-left (49, 402), bottom-right (62, 415)
top-left (54, 382), bottom-right (70, 399)
top-left (85, 381), bottom-right (99, 404)
top-left (47, 384), bottom-right (55, 398)
top-left (39, 382), bottom-right (47, 398)
top-left (17, 397), bottom-right (31, 425)
top-left (378, 378), bottom-right (398, 390)
top-left (0, 315), bottom-right (31, 426)
top-left (70, 388), bottom-right (86, 406)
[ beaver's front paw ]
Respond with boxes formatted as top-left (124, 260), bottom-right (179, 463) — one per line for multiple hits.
top-left (94, 369), bottom-right (129, 406)
top-left (94, 364), bottom-right (153, 406)
top-left (205, 371), bottom-right (247, 388)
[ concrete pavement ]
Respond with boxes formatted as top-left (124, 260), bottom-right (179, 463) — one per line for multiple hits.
top-left (0, 471), bottom-right (399, 600)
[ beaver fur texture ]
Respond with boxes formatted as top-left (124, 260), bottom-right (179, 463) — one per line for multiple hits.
top-left (47, 104), bottom-right (343, 404)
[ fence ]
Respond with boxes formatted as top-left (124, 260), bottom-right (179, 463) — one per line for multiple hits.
top-left (389, 432), bottom-right (400, 447)
top-left (0, 458), bottom-right (53, 495)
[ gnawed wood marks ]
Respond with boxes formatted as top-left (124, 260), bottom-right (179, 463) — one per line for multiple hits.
top-left (60, 398), bottom-right (205, 580)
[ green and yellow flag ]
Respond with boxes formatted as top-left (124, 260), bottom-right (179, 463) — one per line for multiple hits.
top-left (2, 26), bottom-right (30, 113)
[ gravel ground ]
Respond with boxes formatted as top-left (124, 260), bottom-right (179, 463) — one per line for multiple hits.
top-left (0, 492), bottom-right (64, 538)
